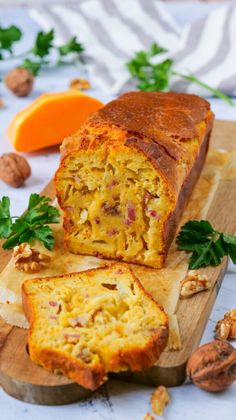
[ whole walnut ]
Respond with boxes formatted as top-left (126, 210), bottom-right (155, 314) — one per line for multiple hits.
top-left (0, 153), bottom-right (31, 187)
top-left (187, 340), bottom-right (236, 392)
top-left (5, 67), bottom-right (34, 97)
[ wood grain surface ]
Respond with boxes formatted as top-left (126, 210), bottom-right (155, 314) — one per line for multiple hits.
top-left (0, 120), bottom-right (235, 404)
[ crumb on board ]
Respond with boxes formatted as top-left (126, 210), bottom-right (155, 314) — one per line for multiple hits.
top-left (151, 385), bottom-right (170, 416)
top-left (143, 413), bottom-right (155, 420)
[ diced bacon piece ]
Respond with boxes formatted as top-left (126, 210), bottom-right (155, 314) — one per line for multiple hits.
top-left (107, 228), bottom-right (119, 237)
top-left (64, 333), bottom-right (81, 341)
top-left (127, 201), bottom-right (136, 220)
top-left (49, 315), bottom-right (58, 320)
top-left (147, 210), bottom-right (160, 220)
top-left (143, 192), bottom-right (152, 205)
top-left (107, 180), bottom-right (119, 189)
top-left (125, 201), bottom-right (136, 225)
top-left (49, 300), bottom-right (58, 307)
top-left (142, 192), bottom-right (159, 210)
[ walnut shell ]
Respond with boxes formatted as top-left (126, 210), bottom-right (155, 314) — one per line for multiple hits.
top-left (5, 67), bottom-right (34, 97)
top-left (13, 243), bottom-right (51, 273)
top-left (0, 153), bottom-right (31, 188)
top-left (215, 309), bottom-right (236, 341)
top-left (69, 78), bottom-right (91, 91)
top-left (187, 340), bottom-right (236, 392)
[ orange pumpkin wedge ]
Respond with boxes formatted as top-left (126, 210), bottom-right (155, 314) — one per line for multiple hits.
top-left (7, 91), bottom-right (103, 152)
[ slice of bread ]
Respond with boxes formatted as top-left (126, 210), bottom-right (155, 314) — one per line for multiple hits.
top-left (22, 264), bottom-right (168, 390)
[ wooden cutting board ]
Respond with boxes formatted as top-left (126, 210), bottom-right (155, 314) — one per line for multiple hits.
top-left (0, 120), bottom-right (236, 405)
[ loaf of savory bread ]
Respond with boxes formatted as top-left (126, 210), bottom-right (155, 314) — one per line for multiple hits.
top-left (22, 264), bottom-right (168, 390)
top-left (55, 92), bottom-right (214, 268)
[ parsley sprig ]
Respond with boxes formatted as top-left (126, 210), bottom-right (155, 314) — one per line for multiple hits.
top-left (0, 194), bottom-right (60, 250)
top-left (22, 29), bottom-right (84, 75)
top-left (0, 25), bottom-right (22, 59)
top-left (0, 26), bottom-right (84, 76)
top-left (176, 220), bottom-right (236, 269)
top-left (31, 29), bottom-right (54, 58)
top-left (58, 36), bottom-right (84, 57)
top-left (127, 43), bottom-right (234, 106)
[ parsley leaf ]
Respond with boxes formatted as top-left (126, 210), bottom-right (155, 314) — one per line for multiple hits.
top-left (127, 43), bottom-right (172, 92)
top-left (58, 36), bottom-right (84, 56)
top-left (177, 220), bottom-right (236, 269)
top-left (127, 43), bottom-right (234, 106)
top-left (21, 58), bottom-right (42, 76)
top-left (0, 197), bottom-right (13, 238)
top-left (28, 193), bottom-right (50, 210)
top-left (1, 26), bottom-right (86, 77)
top-left (188, 242), bottom-right (212, 270)
top-left (31, 29), bottom-right (54, 58)
top-left (33, 226), bottom-right (55, 250)
top-left (0, 25), bottom-right (22, 57)
top-left (222, 233), bottom-right (236, 264)
top-left (0, 194), bottom-right (60, 250)
top-left (222, 233), bottom-right (236, 245)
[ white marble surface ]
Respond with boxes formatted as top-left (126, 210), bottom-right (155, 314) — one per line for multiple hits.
top-left (0, 3), bottom-right (236, 420)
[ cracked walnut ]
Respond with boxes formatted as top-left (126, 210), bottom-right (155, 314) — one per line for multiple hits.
top-left (13, 243), bottom-right (51, 273)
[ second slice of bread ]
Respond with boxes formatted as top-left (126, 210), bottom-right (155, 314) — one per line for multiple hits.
top-left (22, 264), bottom-right (168, 390)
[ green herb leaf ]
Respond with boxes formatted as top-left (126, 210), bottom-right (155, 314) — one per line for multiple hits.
top-left (1, 193), bottom-right (59, 250)
top-left (176, 220), bottom-right (214, 252)
top-left (188, 243), bottom-right (212, 270)
top-left (127, 43), bottom-right (234, 106)
top-left (58, 36), bottom-right (84, 56)
top-left (28, 193), bottom-right (50, 210)
top-left (33, 225), bottom-right (55, 250)
top-left (0, 197), bottom-right (13, 238)
top-left (1, 27), bottom-right (86, 77)
top-left (127, 43), bottom-right (172, 92)
top-left (21, 58), bottom-right (42, 76)
top-left (228, 244), bottom-right (236, 264)
top-left (31, 29), bottom-right (54, 58)
top-left (2, 234), bottom-right (21, 249)
top-left (222, 233), bottom-right (236, 245)
top-left (138, 59), bottom-right (173, 92)
top-left (177, 219), bottom-right (236, 269)
top-left (222, 233), bottom-right (236, 264)
top-left (0, 25), bottom-right (22, 57)
top-left (180, 220), bottom-right (214, 236)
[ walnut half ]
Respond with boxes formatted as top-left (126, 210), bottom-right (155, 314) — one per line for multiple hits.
top-left (13, 243), bottom-right (51, 273)
top-left (69, 78), bottom-right (91, 91)
top-left (180, 270), bottom-right (210, 298)
top-left (215, 309), bottom-right (236, 340)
